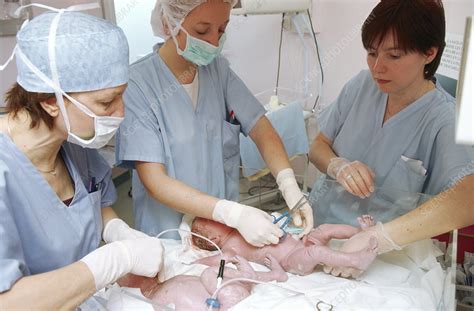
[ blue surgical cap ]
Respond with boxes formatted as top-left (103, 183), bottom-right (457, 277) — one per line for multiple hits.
top-left (16, 11), bottom-right (129, 93)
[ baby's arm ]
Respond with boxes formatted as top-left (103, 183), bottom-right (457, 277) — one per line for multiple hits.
top-left (194, 250), bottom-right (237, 266)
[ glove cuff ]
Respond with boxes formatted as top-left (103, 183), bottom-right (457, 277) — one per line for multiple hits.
top-left (276, 168), bottom-right (295, 186)
top-left (327, 157), bottom-right (348, 179)
top-left (80, 241), bottom-right (132, 290)
top-left (103, 218), bottom-right (130, 243)
top-left (375, 222), bottom-right (402, 253)
top-left (213, 200), bottom-right (243, 228)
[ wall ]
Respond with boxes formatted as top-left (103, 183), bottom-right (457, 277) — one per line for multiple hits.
top-left (226, 0), bottom-right (473, 110)
top-left (1, 0), bottom-right (473, 172)
top-left (2, 0), bottom-right (473, 106)
top-left (0, 0), bottom-right (102, 107)
top-left (224, 0), bottom-right (473, 185)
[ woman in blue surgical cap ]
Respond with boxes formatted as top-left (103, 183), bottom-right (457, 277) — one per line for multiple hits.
top-left (116, 0), bottom-right (313, 246)
top-left (0, 4), bottom-right (163, 308)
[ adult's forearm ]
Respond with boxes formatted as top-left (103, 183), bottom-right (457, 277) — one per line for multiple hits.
top-left (249, 116), bottom-right (292, 177)
top-left (101, 206), bottom-right (119, 229)
top-left (384, 175), bottom-right (474, 246)
top-left (136, 162), bottom-right (219, 219)
top-left (0, 262), bottom-right (96, 310)
top-left (309, 133), bottom-right (337, 174)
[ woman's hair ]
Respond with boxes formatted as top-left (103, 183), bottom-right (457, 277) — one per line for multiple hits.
top-left (361, 0), bottom-right (446, 79)
top-left (5, 83), bottom-right (55, 129)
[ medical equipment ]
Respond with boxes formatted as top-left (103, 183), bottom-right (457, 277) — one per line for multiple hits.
top-left (231, 0), bottom-right (323, 112)
top-left (216, 259), bottom-right (226, 288)
top-left (272, 212), bottom-right (292, 238)
top-left (231, 0), bottom-right (311, 15)
top-left (455, 16), bottom-right (474, 145)
top-left (272, 195), bottom-right (309, 237)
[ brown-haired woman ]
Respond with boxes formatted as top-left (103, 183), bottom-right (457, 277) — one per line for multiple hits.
top-left (308, 0), bottom-right (474, 275)
top-left (0, 5), bottom-right (163, 309)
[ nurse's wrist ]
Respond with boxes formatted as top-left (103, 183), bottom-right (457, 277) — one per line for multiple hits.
top-left (368, 222), bottom-right (402, 254)
top-left (277, 168), bottom-right (308, 210)
top-left (80, 241), bottom-right (132, 290)
top-left (212, 200), bottom-right (243, 228)
top-left (103, 218), bottom-right (149, 243)
top-left (327, 157), bottom-right (349, 179)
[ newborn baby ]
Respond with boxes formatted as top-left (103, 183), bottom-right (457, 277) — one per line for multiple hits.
top-left (118, 255), bottom-right (287, 311)
top-left (193, 215), bottom-right (378, 276)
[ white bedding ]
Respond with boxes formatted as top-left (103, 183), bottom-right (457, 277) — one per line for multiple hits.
top-left (82, 238), bottom-right (454, 311)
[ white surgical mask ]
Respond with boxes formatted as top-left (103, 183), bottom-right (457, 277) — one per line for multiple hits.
top-left (0, 3), bottom-right (124, 149)
top-left (61, 93), bottom-right (124, 149)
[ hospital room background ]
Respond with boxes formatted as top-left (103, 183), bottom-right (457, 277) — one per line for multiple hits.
top-left (1, 0), bottom-right (473, 309)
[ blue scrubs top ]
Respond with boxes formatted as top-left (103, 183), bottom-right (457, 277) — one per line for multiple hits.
top-left (116, 44), bottom-right (265, 237)
top-left (309, 70), bottom-right (474, 225)
top-left (0, 134), bottom-right (117, 292)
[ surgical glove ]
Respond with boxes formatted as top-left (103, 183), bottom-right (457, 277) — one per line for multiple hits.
top-left (326, 222), bottom-right (401, 277)
top-left (103, 218), bottom-right (149, 243)
top-left (276, 168), bottom-right (314, 237)
top-left (327, 157), bottom-right (375, 199)
top-left (213, 200), bottom-right (283, 247)
top-left (80, 236), bottom-right (164, 290)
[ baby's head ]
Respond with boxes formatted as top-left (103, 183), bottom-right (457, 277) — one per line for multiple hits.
top-left (191, 217), bottom-right (234, 251)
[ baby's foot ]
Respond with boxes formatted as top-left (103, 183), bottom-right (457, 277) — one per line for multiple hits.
top-left (263, 254), bottom-right (288, 282)
top-left (357, 215), bottom-right (375, 229)
top-left (349, 237), bottom-right (378, 271)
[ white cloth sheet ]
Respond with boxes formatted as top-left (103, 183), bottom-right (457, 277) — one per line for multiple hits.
top-left (85, 239), bottom-right (452, 310)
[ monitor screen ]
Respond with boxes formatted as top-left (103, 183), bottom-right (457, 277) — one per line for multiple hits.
top-left (456, 16), bottom-right (473, 145)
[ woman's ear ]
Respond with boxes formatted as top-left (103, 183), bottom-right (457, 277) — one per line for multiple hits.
top-left (425, 47), bottom-right (439, 64)
top-left (39, 97), bottom-right (60, 118)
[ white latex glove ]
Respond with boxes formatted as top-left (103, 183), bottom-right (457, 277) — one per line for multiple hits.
top-left (212, 200), bottom-right (283, 247)
top-left (276, 168), bottom-right (314, 238)
top-left (103, 218), bottom-right (149, 243)
top-left (80, 237), bottom-right (164, 290)
top-left (324, 222), bottom-right (401, 278)
top-left (327, 157), bottom-right (376, 199)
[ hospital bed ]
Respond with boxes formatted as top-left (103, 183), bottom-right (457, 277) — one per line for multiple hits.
top-left (80, 235), bottom-right (456, 311)
top-left (80, 181), bottom-right (458, 310)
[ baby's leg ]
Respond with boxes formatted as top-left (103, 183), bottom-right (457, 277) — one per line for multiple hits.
top-left (304, 224), bottom-right (361, 246)
top-left (283, 238), bottom-right (378, 275)
top-left (305, 215), bottom-right (375, 246)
